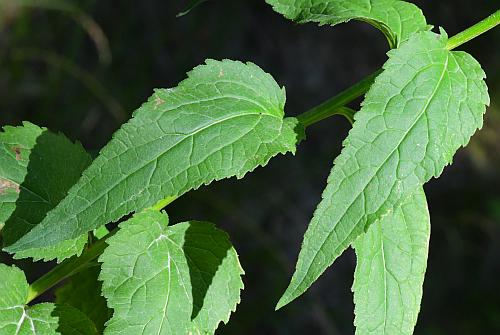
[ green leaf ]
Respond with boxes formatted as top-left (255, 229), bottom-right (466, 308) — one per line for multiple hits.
top-left (7, 59), bottom-right (301, 257)
top-left (55, 266), bottom-right (111, 333)
top-left (352, 188), bottom-right (430, 335)
top-left (0, 264), bottom-right (58, 334)
top-left (53, 304), bottom-right (98, 335)
top-left (277, 30), bottom-right (489, 308)
top-left (99, 209), bottom-right (244, 334)
top-left (0, 264), bottom-right (98, 335)
top-left (266, 0), bottom-right (429, 47)
top-left (0, 264), bottom-right (98, 334)
top-left (0, 122), bottom-right (92, 262)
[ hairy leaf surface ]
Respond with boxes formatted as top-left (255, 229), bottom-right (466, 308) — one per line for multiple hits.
top-left (99, 209), bottom-right (244, 334)
top-left (55, 266), bottom-right (111, 332)
top-left (0, 122), bottom-right (91, 262)
top-left (0, 264), bottom-right (98, 335)
top-left (278, 30), bottom-right (489, 308)
top-left (8, 59), bottom-right (301, 256)
top-left (353, 188), bottom-right (430, 335)
top-left (266, 0), bottom-right (429, 47)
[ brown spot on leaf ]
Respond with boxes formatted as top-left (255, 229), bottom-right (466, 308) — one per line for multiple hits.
top-left (154, 95), bottom-right (165, 108)
top-left (0, 178), bottom-right (20, 195)
top-left (11, 146), bottom-right (21, 160)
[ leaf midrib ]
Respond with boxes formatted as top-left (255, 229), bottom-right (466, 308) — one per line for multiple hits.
top-left (26, 112), bottom-right (270, 249)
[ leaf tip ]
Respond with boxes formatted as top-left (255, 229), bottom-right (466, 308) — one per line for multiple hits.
top-left (275, 286), bottom-right (297, 310)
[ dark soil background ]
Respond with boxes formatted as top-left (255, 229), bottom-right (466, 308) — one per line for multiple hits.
top-left (1, 1), bottom-right (499, 334)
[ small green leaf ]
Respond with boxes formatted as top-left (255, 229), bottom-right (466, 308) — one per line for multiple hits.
top-left (99, 209), bottom-right (244, 334)
top-left (7, 59), bottom-right (301, 257)
top-left (353, 188), bottom-right (430, 335)
top-left (55, 266), bottom-right (111, 333)
top-left (0, 264), bottom-right (98, 334)
top-left (277, 30), bottom-right (489, 308)
top-left (0, 264), bottom-right (58, 334)
top-left (0, 122), bottom-right (92, 262)
top-left (266, 0), bottom-right (429, 47)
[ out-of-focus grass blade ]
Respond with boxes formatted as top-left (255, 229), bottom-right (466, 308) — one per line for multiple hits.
top-left (177, 0), bottom-right (209, 18)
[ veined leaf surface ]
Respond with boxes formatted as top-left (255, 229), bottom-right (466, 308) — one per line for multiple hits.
top-left (0, 122), bottom-right (91, 262)
top-left (266, 0), bottom-right (429, 47)
top-left (55, 266), bottom-right (111, 332)
top-left (278, 30), bottom-right (489, 308)
top-left (7, 59), bottom-right (301, 256)
top-left (353, 188), bottom-right (430, 335)
top-left (99, 209), bottom-right (244, 334)
top-left (0, 264), bottom-right (97, 335)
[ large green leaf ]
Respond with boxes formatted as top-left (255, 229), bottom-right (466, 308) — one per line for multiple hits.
top-left (0, 264), bottom-right (98, 335)
top-left (0, 122), bottom-right (91, 262)
top-left (353, 188), bottom-right (430, 335)
top-left (99, 209), bottom-right (244, 334)
top-left (55, 266), bottom-right (111, 333)
top-left (7, 59), bottom-right (301, 257)
top-left (266, 0), bottom-right (429, 47)
top-left (277, 30), bottom-right (489, 308)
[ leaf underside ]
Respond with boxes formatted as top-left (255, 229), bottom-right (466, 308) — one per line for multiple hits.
top-left (266, 0), bottom-right (429, 47)
top-left (353, 188), bottom-right (430, 335)
top-left (278, 30), bottom-right (489, 308)
top-left (99, 209), bottom-right (244, 335)
top-left (0, 264), bottom-right (97, 335)
top-left (0, 122), bottom-right (91, 262)
top-left (7, 59), bottom-right (301, 258)
top-left (55, 266), bottom-right (111, 332)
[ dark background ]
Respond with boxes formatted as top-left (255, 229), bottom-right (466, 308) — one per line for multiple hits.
top-left (1, 1), bottom-right (499, 334)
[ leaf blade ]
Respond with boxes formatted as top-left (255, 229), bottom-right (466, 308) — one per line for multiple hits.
top-left (7, 60), bottom-right (300, 256)
top-left (98, 209), bottom-right (244, 334)
top-left (0, 264), bottom-right (59, 335)
top-left (353, 188), bottom-right (430, 335)
top-left (0, 122), bottom-right (92, 262)
top-left (55, 266), bottom-right (111, 332)
top-left (266, 0), bottom-right (429, 47)
top-left (278, 30), bottom-right (489, 308)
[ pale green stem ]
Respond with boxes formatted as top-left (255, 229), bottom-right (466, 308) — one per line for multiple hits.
top-left (446, 9), bottom-right (500, 50)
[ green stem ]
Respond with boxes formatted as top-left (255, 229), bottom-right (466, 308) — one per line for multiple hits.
top-left (26, 196), bottom-right (177, 303)
top-left (446, 9), bottom-right (500, 50)
top-left (298, 9), bottom-right (500, 127)
top-left (26, 235), bottom-right (110, 304)
top-left (297, 71), bottom-right (380, 128)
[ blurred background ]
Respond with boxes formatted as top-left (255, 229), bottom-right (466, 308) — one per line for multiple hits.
top-left (0, 0), bottom-right (499, 334)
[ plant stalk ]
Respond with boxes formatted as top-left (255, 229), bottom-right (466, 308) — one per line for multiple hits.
top-left (298, 9), bottom-right (500, 127)
top-left (26, 235), bottom-right (110, 303)
top-left (446, 9), bottom-right (500, 50)
top-left (297, 71), bottom-right (380, 127)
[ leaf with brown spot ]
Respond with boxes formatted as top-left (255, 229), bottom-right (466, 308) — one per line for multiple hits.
top-left (11, 146), bottom-right (21, 160)
top-left (0, 122), bottom-right (92, 262)
top-left (0, 178), bottom-right (19, 195)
